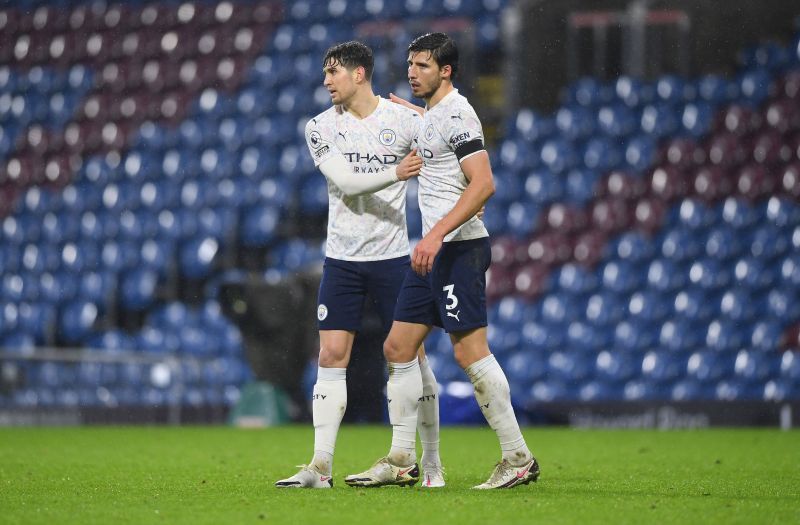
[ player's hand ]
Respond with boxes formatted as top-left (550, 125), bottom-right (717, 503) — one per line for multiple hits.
top-left (412, 232), bottom-right (444, 276)
top-left (396, 149), bottom-right (423, 181)
top-left (476, 206), bottom-right (485, 220)
top-left (390, 93), bottom-right (425, 115)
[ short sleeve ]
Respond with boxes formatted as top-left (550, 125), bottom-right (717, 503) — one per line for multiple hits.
top-left (443, 104), bottom-right (485, 161)
top-left (305, 115), bottom-right (339, 167)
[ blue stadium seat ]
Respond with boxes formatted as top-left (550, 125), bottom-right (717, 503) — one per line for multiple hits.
top-left (504, 351), bottom-right (547, 385)
top-left (539, 138), bottom-right (577, 174)
top-left (596, 103), bottom-right (637, 137)
top-left (498, 139), bottom-right (539, 173)
top-left (555, 106), bottom-right (596, 140)
top-left (582, 137), bottom-right (623, 171)
top-left (671, 379), bottom-right (714, 401)
top-left (554, 263), bottom-right (599, 295)
top-left (628, 290), bottom-right (671, 323)
top-left (640, 103), bottom-right (679, 138)
top-left (611, 232), bottom-right (655, 263)
top-left (641, 350), bottom-right (685, 383)
top-left (688, 258), bottom-right (732, 292)
top-left (511, 108), bottom-right (555, 143)
top-left (680, 101), bottom-right (714, 138)
top-left (705, 318), bottom-right (747, 352)
top-left (76, 270), bottom-right (115, 307)
top-left (718, 288), bottom-right (756, 321)
top-left (697, 74), bottom-right (739, 106)
top-left (120, 268), bottom-right (159, 312)
top-left (687, 350), bottom-right (735, 383)
top-left (734, 349), bottom-right (780, 384)
top-left (86, 329), bottom-right (136, 352)
top-left (623, 379), bottom-right (666, 401)
top-left (523, 168), bottom-right (565, 204)
top-left (521, 320), bottom-right (565, 352)
top-left (564, 77), bottom-right (612, 108)
top-left (528, 379), bottom-right (573, 403)
top-left (624, 134), bottom-right (657, 171)
top-left (615, 319), bottom-right (658, 352)
top-left (16, 302), bottom-right (56, 345)
top-left (731, 256), bottom-right (778, 291)
top-left (780, 350), bottom-right (800, 381)
top-left (179, 236), bottom-right (219, 280)
top-left (137, 325), bottom-right (180, 354)
top-left (566, 320), bottom-right (611, 352)
top-left (564, 168), bottom-right (601, 205)
top-left (585, 291), bottom-right (626, 327)
top-left (240, 204), bottom-right (280, 248)
top-left (600, 259), bottom-right (645, 293)
top-left (749, 320), bottom-right (784, 352)
top-left (659, 318), bottom-right (703, 352)
top-left (765, 288), bottom-right (800, 320)
top-left (738, 67), bottom-right (772, 106)
top-left (58, 300), bottom-right (99, 345)
top-left (660, 227), bottom-right (703, 262)
top-left (721, 197), bottom-right (759, 230)
top-left (506, 201), bottom-right (540, 238)
top-left (672, 289), bottom-right (715, 322)
top-left (704, 225), bottom-right (742, 261)
top-left (595, 350), bottom-right (639, 384)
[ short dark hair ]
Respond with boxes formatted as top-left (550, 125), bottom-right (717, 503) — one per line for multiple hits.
top-left (323, 41), bottom-right (374, 81)
top-left (408, 32), bottom-right (459, 79)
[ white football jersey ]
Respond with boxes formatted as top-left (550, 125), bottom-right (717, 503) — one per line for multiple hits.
top-left (305, 97), bottom-right (421, 261)
top-left (415, 89), bottom-right (489, 242)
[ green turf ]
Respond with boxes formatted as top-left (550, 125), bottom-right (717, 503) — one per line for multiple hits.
top-left (0, 425), bottom-right (798, 524)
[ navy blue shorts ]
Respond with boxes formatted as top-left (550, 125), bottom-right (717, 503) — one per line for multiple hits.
top-left (317, 255), bottom-right (410, 332)
top-left (394, 238), bottom-right (491, 333)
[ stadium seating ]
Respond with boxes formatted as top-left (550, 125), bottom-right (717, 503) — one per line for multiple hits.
top-left (0, 0), bottom-right (797, 416)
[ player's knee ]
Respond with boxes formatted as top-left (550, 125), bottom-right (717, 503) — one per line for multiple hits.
top-left (318, 344), bottom-right (349, 368)
top-left (383, 337), bottom-right (415, 363)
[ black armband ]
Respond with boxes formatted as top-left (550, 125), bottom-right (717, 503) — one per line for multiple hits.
top-left (454, 138), bottom-right (484, 161)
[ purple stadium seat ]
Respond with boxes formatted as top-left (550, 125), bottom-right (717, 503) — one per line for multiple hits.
top-left (597, 170), bottom-right (647, 201)
top-left (765, 97), bottom-right (800, 135)
top-left (568, 229), bottom-right (605, 267)
top-left (490, 237), bottom-right (519, 268)
top-left (659, 137), bottom-right (706, 170)
top-left (706, 132), bottom-right (748, 168)
top-left (649, 165), bottom-right (690, 202)
top-left (693, 165), bottom-right (733, 203)
top-left (590, 197), bottom-right (632, 234)
top-left (486, 264), bottom-right (516, 302)
top-left (632, 197), bottom-right (667, 235)
top-left (523, 230), bottom-right (573, 267)
top-left (782, 162), bottom-right (800, 198)
top-left (751, 130), bottom-right (791, 166)
top-left (513, 262), bottom-right (551, 300)
top-left (544, 203), bottom-right (588, 235)
top-left (736, 163), bottom-right (777, 200)
top-left (715, 104), bottom-right (764, 136)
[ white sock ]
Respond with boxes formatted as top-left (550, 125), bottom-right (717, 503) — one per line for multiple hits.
top-left (387, 359), bottom-right (422, 467)
top-left (310, 366), bottom-right (347, 475)
top-left (417, 355), bottom-right (441, 467)
top-left (465, 354), bottom-right (531, 466)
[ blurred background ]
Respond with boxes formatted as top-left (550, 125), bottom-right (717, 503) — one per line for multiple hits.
top-left (0, 0), bottom-right (798, 429)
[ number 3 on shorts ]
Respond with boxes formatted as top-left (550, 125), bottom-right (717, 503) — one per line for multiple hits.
top-left (442, 284), bottom-right (459, 311)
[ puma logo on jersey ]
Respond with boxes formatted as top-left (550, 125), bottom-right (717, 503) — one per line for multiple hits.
top-left (446, 310), bottom-right (461, 322)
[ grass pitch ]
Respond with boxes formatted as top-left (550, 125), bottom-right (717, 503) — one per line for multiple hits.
top-left (0, 425), bottom-right (798, 524)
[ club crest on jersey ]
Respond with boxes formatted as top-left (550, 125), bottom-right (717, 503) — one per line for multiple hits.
top-left (424, 124), bottom-right (435, 141)
top-left (317, 304), bottom-right (328, 321)
top-left (309, 131), bottom-right (323, 149)
top-left (379, 129), bottom-right (396, 146)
